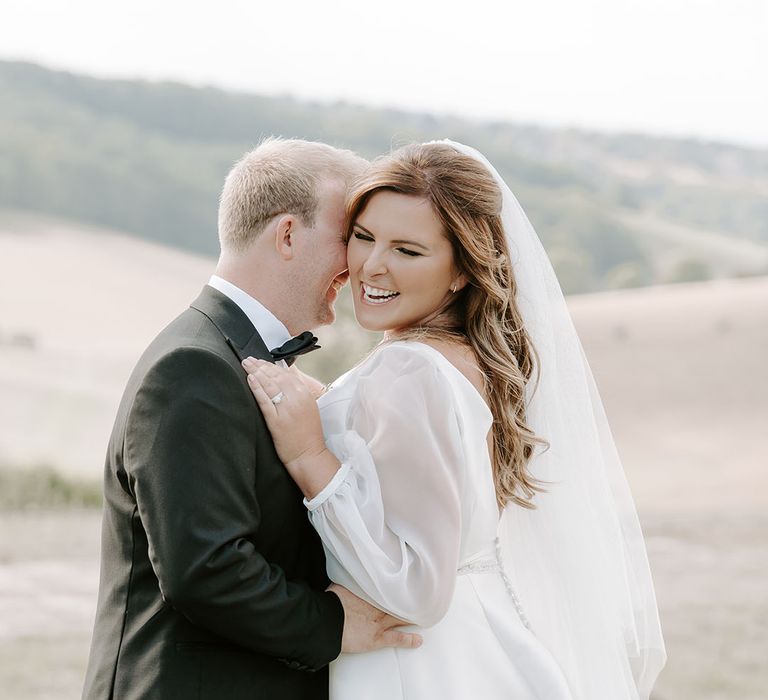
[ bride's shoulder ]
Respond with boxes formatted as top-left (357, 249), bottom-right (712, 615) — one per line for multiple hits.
top-left (364, 338), bottom-right (485, 397)
top-left (408, 339), bottom-right (486, 396)
top-left (355, 339), bottom-right (439, 378)
top-left (322, 341), bottom-right (452, 405)
top-left (414, 338), bottom-right (478, 373)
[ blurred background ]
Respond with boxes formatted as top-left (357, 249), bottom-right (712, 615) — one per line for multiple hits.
top-left (1, 1), bottom-right (766, 698)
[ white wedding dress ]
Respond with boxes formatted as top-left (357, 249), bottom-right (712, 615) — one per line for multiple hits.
top-left (309, 340), bottom-right (574, 699)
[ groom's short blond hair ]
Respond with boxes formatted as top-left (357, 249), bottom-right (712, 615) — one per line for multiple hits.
top-left (217, 137), bottom-right (367, 252)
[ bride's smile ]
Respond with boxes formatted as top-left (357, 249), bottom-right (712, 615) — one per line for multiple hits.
top-left (360, 282), bottom-right (400, 304)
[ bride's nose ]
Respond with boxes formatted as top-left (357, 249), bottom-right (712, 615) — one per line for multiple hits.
top-left (362, 246), bottom-right (388, 277)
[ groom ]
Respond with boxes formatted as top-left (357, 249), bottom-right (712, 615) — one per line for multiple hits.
top-left (82, 138), bottom-right (420, 700)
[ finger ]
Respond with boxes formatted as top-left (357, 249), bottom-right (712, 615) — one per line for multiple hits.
top-left (249, 368), bottom-right (284, 401)
top-left (258, 368), bottom-right (309, 402)
top-left (242, 357), bottom-right (260, 372)
top-left (247, 374), bottom-right (279, 418)
top-left (253, 360), bottom-right (290, 379)
top-left (242, 357), bottom-right (288, 376)
top-left (377, 612), bottom-right (417, 629)
top-left (377, 629), bottom-right (423, 650)
top-left (250, 362), bottom-right (293, 386)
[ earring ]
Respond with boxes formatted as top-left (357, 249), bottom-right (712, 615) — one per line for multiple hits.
top-left (450, 284), bottom-right (457, 294)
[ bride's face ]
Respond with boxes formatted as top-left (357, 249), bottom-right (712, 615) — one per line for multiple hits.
top-left (347, 190), bottom-right (464, 332)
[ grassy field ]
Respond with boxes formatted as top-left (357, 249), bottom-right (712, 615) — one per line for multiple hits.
top-left (2, 505), bottom-right (765, 700)
top-left (644, 510), bottom-right (768, 700)
top-left (0, 510), bottom-right (99, 700)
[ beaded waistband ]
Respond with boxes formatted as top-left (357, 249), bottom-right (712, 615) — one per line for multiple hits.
top-left (455, 538), bottom-right (532, 631)
top-left (457, 559), bottom-right (501, 575)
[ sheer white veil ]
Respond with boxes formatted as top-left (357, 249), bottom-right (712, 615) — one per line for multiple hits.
top-left (439, 140), bottom-right (666, 699)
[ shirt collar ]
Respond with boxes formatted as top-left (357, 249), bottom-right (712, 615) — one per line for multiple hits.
top-left (208, 275), bottom-right (292, 353)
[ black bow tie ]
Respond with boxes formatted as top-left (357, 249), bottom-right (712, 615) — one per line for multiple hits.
top-left (270, 331), bottom-right (321, 366)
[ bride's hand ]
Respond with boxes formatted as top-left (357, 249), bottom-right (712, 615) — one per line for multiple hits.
top-left (241, 358), bottom-right (328, 472)
top-left (289, 365), bottom-right (328, 399)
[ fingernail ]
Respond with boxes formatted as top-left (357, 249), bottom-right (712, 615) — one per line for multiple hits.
top-left (242, 358), bottom-right (254, 367)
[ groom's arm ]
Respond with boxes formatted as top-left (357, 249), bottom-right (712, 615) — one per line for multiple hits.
top-left (125, 345), bottom-right (343, 671)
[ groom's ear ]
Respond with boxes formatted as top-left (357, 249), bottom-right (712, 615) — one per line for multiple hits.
top-left (274, 214), bottom-right (296, 260)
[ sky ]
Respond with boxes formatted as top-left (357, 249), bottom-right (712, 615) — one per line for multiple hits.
top-left (2, 0), bottom-right (767, 148)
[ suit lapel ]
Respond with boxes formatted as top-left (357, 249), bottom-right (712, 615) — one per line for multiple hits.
top-left (190, 285), bottom-right (273, 363)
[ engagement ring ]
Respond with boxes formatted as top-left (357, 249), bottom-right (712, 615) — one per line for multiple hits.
top-left (270, 391), bottom-right (285, 405)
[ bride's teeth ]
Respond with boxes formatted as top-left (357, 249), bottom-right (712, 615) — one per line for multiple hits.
top-left (362, 283), bottom-right (399, 304)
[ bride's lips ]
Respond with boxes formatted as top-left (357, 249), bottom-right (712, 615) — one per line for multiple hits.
top-left (359, 282), bottom-right (401, 306)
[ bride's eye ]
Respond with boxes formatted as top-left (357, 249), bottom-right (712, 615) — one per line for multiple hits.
top-left (353, 231), bottom-right (374, 242)
top-left (396, 247), bottom-right (421, 257)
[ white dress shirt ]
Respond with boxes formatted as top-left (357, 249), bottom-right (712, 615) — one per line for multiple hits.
top-left (208, 275), bottom-right (292, 363)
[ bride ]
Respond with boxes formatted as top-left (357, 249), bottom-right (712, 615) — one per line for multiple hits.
top-left (243, 141), bottom-right (666, 699)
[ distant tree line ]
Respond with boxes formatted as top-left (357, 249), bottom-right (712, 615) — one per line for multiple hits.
top-left (1, 60), bottom-right (766, 293)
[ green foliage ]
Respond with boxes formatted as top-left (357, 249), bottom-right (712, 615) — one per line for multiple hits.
top-left (0, 465), bottom-right (102, 510)
top-left (1, 59), bottom-right (765, 290)
top-left (519, 188), bottom-right (653, 293)
top-left (654, 184), bottom-right (768, 243)
top-left (604, 261), bottom-right (651, 290)
top-left (547, 246), bottom-right (596, 294)
top-left (666, 258), bottom-right (713, 284)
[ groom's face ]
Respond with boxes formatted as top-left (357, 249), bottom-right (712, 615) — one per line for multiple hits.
top-left (294, 180), bottom-right (349, 329)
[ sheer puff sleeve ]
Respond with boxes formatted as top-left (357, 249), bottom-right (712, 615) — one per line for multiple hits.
top-left (305, 344), bottom-right (465, 628)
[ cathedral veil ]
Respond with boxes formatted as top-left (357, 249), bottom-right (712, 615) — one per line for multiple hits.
top-left (440, 140), bottom-right (666, 700)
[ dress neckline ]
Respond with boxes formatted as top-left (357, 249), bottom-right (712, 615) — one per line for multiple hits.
top-left (321, 339), bottom-right (495, 423)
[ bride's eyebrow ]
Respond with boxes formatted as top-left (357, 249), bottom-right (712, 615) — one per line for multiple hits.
top-left (354, 223), bottom-right (429, 251)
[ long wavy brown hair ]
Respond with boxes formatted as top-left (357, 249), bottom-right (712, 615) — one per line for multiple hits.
top-left (345, 143), bottom-right (547, 509)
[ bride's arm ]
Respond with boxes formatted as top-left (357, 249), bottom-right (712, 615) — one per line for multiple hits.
top-left (242, 358), bottom-right (340, 499)
top-left (244, 347), bottom-right (465, 628)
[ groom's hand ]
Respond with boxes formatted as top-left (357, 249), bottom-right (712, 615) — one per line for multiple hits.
top-left (327, 584), bottom-right (423, 653)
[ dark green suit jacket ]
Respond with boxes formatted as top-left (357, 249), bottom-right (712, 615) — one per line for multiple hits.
top-left (82, 286), bottom-right (344, 699)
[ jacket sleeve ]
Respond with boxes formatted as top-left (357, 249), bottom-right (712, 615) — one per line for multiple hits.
top-left (125, 345), bottom-right (343, 671)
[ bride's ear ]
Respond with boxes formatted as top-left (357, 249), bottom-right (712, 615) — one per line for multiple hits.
top-left (451, 273), bottom-right (469, 293)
